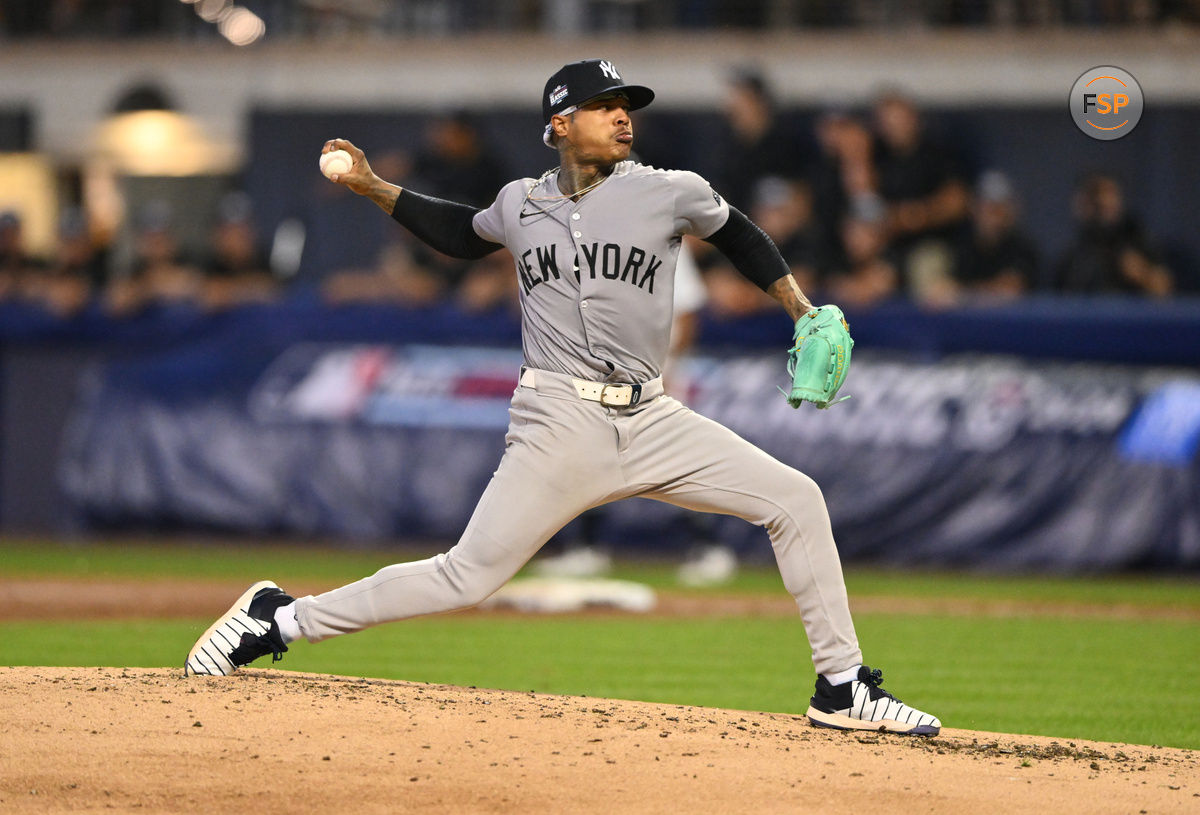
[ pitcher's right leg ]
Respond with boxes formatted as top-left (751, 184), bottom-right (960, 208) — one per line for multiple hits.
top-left (293, 387), bottom-right (622, 642)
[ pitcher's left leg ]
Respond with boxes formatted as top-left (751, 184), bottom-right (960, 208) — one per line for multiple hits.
top-left (626, 400), bottom-right (940, 735)
top-left (626, 399), bottom-right (861, 676)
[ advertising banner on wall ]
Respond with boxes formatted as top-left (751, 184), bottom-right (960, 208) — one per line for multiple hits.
top-left (60, 341), bottom-right (1200, 571)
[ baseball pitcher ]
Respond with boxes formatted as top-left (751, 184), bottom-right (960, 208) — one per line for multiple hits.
top-left (186, 59), bottom-right (939, 736)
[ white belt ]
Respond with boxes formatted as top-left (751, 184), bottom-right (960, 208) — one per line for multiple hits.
top-left (519, 368), bottom-right (644, 408)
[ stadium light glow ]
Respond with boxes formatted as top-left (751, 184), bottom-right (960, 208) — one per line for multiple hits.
top-left (92, 110), bottom-right (237, 176)
top-left (195, 0), bottom-right (231, 23)
top-left (218, 8), bottom-right (266, 46)
top-left (190, 0), bottom-right (265, 44)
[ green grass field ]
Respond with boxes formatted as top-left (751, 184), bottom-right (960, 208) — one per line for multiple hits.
top-left (2, 540), bottom-right (1198, 749)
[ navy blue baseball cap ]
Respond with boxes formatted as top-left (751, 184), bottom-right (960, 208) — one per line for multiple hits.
top-left (542, 59), bottom-right (654, 124)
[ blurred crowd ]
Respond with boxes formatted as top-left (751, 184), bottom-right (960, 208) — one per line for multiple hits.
top-left (682, 74), bottom-right (1177, 318)
top-left (0, 78), bottom-right (1183, 321)
top-left (2, 0), bottom-right (1199, 39)
top-left (0, 191), bottom-right (278, 318)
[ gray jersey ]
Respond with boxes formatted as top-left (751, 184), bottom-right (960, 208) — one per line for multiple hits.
top-left (472, 161), bottom-right (729, 383)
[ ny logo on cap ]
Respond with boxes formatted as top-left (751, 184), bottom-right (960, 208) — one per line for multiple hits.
top-left (599, 60), bottom-right (621, 80)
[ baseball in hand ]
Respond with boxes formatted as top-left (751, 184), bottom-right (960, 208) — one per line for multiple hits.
top-left (319, 149), bottom-right (354, 179)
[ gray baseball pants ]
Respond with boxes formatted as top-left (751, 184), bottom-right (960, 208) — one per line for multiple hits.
top-left (293, 367), bottom-right (863, 676)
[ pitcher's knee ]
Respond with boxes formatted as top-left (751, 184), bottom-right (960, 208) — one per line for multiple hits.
top-left (457, 576), bottom-right (504, 609)
top-left (438, 552), bottom-right (508, 609)
top-left (764, 470), bottom-right (830, 530)
top-left (778, 469), bottom-right (827, 511)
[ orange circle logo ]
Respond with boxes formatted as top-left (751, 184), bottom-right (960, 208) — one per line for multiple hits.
top-left (1070, 66), bottom-right (1143, 140)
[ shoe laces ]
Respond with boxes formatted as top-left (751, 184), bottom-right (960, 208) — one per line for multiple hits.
top-left (860, 668), bottom-right (901, 703)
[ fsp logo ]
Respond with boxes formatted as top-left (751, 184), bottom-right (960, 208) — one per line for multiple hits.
top-left (598, 60), bottom-right (621, 81)
top-left (1070, 66), bottom-right (1143, 140)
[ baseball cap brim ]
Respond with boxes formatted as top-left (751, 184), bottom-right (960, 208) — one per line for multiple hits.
top-left (580, 84), bottom-right (655, 113)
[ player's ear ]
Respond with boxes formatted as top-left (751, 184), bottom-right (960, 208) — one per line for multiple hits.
top-left (551, 113), bottom-right (570, 140)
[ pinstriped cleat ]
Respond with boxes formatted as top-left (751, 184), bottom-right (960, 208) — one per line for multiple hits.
top-left (184, 581), bottom-right (293, 676)
top-left (806, 666), bottom-right (941, 736)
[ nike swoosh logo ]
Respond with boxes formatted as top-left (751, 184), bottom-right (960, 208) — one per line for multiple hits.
top-left (519, 211), bottom-right (543, 220)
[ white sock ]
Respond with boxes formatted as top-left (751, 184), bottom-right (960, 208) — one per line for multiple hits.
top-left (822, 664), bottom-right (862, 686)
top-left (273, 602), bottom-right (301, 644)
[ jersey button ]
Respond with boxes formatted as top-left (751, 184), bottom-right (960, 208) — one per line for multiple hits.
top-left (581, 300), bottom-right (589, 308)
top-left (571, 213), bottom-right (581, 220)
top-left (573, 231), bottom-right (581, 238)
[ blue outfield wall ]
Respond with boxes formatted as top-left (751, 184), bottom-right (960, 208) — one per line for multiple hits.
top-left (2, 296), bottom-right (1199, 571)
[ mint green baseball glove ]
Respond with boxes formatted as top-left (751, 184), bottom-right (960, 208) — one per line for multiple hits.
top-left (785, 305), bottom-right (854, 409)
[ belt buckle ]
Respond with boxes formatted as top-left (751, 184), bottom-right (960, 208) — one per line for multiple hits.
top-left (600, 383), bottom-right (641, 408)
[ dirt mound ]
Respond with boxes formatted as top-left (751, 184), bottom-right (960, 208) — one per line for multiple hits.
top-left (1, 667), bottom-right (1194, 814)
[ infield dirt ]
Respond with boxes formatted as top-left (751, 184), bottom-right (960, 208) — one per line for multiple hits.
top-left (2, 577), bottom-right (1197, 813)
top-left (1, 666), bottom-right (1196, 815)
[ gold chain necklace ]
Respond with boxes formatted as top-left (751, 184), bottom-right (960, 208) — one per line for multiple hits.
top-left (520, 169), bottom-right (610, 218)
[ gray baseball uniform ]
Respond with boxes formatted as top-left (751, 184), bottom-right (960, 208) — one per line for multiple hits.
top-left (292, 161), bottom-right (863, 676)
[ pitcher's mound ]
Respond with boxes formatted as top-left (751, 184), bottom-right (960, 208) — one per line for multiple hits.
top-left (1, 667), bottom-right (1194, 814)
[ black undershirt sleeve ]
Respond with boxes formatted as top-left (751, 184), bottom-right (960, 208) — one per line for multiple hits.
top-left (389, 189), bottom-right (503, 260)
top-left (702, 205), bottom-right (791, 292)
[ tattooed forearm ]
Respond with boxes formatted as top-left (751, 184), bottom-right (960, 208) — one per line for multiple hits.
top-left (368, 180), bottom-right (402, 215)
top-left (767, 274), bottom-right (814, 323)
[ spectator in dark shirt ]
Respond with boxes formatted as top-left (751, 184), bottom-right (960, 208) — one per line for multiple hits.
top-left (408, 111), bottom-right (518, 308)
top-left (53, 208), bottom-right (108, 288)
top-left (826, 192), bottom-right (901, 308)
top-left (947, 170), bottom-right (1040, 303)
top-left (105, 200), bottom-right (202, 315)
top-left (1055, 173), bottom-right (1173, 296)
top-left (712, 68), bottom-right (802, 210)
top-left (747, 175), bottom-right (828, 295)
top-left (409, 111), bottom-right (509, 208)
top-left (0, 210), bottom-right (42, 300)
top-left (202, 192), bottom-right (279, 309)
top-left (31, 208), bottom-right (104, 317)
top-left (808, 109), bottom-right (878, 270)
top-left (872, 91), bottom-right (970, 290)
